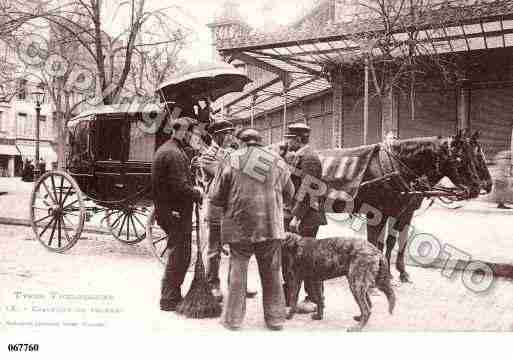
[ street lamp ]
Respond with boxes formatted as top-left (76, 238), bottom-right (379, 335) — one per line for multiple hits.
top-left (31, 84), bottom-right (45, 181)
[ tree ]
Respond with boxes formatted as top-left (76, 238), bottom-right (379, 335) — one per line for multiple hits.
top-left (0, 0), bottom-right (48, 100)
top-left (323, 0), bottom-right (467, 126)
top-left (12, 0), bottom-right (191, 168)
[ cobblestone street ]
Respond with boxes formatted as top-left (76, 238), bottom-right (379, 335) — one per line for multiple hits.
top-left (1, 223), bottom-right (513, 333)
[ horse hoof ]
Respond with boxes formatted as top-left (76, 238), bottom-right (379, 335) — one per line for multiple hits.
top-left (311, 313), bottom-right (322, 320)
top-left (347, 326), bottom-right (362, 332)
top-left (400, 272), bottom-right (412, 283)
top-left (353, 315), bottom-right (361, 322)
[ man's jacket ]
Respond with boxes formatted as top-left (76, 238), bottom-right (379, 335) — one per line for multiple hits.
top-left (286, 145), bottom-right (327, 228)
top-left (209, 145), bottom-right (295, 243)
top-left (151, 138), bottom-right (200, 227)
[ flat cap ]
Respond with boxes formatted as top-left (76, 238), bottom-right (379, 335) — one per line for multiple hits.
top-left (169, 116), bottom-right (197, 131)
top-left (237, 128), bottom-right (262, 145)
top-left (208, 119), bottom-right (235, 135)
top-left (284, 122), bottom-right (311, 137)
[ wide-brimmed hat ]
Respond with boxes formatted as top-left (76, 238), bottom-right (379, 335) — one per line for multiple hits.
top-left (208, 119), bottom-right (235, 135)
top-left (284, 122), bottom-right (311, 138)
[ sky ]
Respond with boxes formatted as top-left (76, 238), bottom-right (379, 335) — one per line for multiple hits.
top-left (103, 0), bottom-right (319, 64)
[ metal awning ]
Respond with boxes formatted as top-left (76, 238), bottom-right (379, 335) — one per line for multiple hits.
top-left (16, 143), bottom-right (57, 163)
top-left (214, 1), bottom-right (513, 121)
top-left (0, 144), bottom-right (19, 156)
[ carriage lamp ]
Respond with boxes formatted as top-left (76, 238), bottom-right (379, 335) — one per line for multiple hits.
top-left (31, 85), bottom-right (45, 181)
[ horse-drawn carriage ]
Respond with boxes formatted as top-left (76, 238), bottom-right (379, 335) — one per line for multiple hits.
top-left (29, 103), bottom-right (174, 261)
top-left (28, 61), bottom-right (493, 283)
top-left (28, 62), bottom-right (252, 264)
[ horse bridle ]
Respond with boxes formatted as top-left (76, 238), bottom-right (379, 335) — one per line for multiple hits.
top-left (380, 138), bottom-right (475, 201)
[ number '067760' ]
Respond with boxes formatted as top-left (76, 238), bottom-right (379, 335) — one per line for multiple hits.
top-left (7, 344), bottom-right (39, 352)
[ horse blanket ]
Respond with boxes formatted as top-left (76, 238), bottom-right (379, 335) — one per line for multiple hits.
top-left (267, 142), bottom-right (380, 200)
top-left (315, 144), bottom-right (380, 199)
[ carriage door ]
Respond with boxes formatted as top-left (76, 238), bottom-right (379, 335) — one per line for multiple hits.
top-left (93, 114), bottom-right (129, 201)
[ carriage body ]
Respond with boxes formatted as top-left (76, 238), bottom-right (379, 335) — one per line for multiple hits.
top-left (29, 104), bottom-right (188, 262)
top-left (65, 104), bottom-right (168, 208)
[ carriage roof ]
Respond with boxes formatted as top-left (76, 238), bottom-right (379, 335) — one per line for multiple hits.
top-left (68, 103), bottom-right (164, 128)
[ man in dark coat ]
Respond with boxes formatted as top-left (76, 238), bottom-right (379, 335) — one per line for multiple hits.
top-left (151, 116), bottom-right (203, 311)
top-left (283, 122), bottom-right (327, 313)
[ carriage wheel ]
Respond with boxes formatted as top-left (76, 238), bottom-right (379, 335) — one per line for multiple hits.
top-left (146, 207), bottom-right (169, 265)
top-left (30, 171), bottom-right (85, 253)
top-left (146, 207), bottom-right (208, 268)
top-left (105, 207), bottom-right (148, 245)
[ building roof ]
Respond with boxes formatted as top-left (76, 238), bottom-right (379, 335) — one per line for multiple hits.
top-left (68, 103), bottom-right (164, 127)
top-left (217, 0), bottom-right (513, 51)
top-left (213, 0), bottom-right (513, 121)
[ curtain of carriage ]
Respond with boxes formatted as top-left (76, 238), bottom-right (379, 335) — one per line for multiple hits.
top-left (128, 117), bottom-right (156, 162)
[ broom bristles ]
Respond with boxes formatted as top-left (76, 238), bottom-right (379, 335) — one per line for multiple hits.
top-left (176, 248), bottom-right (222, 318)
top-left (176, 203), bottom-right (222, 319)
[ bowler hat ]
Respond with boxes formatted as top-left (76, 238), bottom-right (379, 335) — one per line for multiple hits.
top-left (284, 122), bottom-right (311, 137)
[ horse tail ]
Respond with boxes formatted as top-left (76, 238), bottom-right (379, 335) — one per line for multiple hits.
top-left (376, 255), bottom-right (395, 315)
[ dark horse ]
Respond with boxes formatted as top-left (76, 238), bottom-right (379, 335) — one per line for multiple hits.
top-left (323, 131), bottom-right (491, 282)
top-left (270, 131), bottom-right (490, 282)
top-left (271, 131), bottom-right (484, 282)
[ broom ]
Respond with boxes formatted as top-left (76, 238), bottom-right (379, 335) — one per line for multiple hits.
top-left (176, 189), bottom-right (222, 318)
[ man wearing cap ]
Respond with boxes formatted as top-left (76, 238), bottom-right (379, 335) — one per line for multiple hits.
top-left (210, 128), bottom-right (294, 330)
top-left (283, 122), bottom-right (327, 313)
top-left (152, 116), bottom-right (203, 311)
top-left (197, 119), bottom-right (237, 301)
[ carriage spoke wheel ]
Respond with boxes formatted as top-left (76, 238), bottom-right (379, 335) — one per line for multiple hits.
top-left (106, 207), bottom-right (148, 244)
top-left (146, 207), bottom-right (208, 270)
top-left (146, 207), bottom-right (170, 265)
top-left (30, 171), bottom-right (85, 253)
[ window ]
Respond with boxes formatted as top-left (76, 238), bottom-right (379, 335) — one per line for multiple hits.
top-left (17, 79), bottom-right (27, 100)
top-left (17, 113), bottom-right (27, 137)
top-left (128, 115), bottom-right (156, 162)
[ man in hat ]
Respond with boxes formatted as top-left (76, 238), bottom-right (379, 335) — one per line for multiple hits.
top-left (210, 128), bottom-right (294, 330)
top-left (196, 121), bottom-right (259, 301)
top-left (152, 116), bottom-right (203, 311)
top-left (197, 119), bottom-right (237, 301)
top-left (283, 122), bottom-right (327, 314)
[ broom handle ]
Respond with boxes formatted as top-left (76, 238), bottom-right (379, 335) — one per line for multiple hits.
top-left (195, 203), bottom-right (201, 252)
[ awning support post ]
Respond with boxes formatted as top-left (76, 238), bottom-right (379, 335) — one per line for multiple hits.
top-left (250, 94), bottom-right (256, 127)
top-left (364, 57), bottom-right (369, 145)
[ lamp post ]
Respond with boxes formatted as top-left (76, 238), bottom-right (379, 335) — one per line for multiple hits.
top-left (31, 85), bottom-right (45, 181)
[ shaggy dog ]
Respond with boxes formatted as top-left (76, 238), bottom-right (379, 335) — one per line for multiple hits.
top-left (281, 232), bottom-right (396, 331)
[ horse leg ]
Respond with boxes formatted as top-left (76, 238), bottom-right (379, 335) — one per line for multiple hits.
top-left (385, 233), bottom-right (396, 277)
top-left (366, 217), bottom-right (387, 253)
top-left (395, 209), bottom-right (415, 283)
